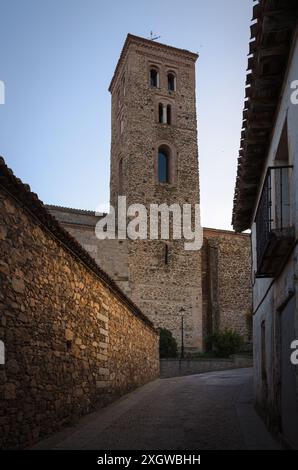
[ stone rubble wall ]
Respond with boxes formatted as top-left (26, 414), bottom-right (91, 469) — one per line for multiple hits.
top-left (48, 208), bottom-right (253, 352)
top-left (47, 207), bottom-right (130, 295)
top-left (202, 229), bottom-right (252, 346)
top-left (0, 187), bottom-right (159, 449)
top-left (160, 357), bottom-right (253, 378)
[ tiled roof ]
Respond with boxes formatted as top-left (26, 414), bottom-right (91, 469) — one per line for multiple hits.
top-left (232, 0), bottom-right (298, 232)
top-left (46, 204), bottom-right (102, 216)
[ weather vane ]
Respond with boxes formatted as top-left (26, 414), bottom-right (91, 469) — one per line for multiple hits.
top-left (148, 31), bottom-right (161, 41)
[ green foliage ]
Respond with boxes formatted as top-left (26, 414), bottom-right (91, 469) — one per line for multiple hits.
top-left (159, 328), bottom-right (178, 358)
top-left (209, 329), bottom-right (244, 358)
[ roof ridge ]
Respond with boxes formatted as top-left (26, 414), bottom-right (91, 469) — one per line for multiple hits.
top-left (46, 204), bottom-right (107, 216)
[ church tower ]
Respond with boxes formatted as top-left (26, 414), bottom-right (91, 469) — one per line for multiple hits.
top-left (109, 34), bottom-right (202, 351)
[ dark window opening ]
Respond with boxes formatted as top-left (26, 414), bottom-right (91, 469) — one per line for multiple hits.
top-left (255, 118), bottom-right (294, 278)
top-left (158, 149), bottom-right (169, 183)
top-left (159, 103), bottom-right (163, 123)
top-left (150, 68), bottom-right (158, 88)
top-left (164, 244), bottom-right (169, 264)
top-left (261, 321), bottom-right (268, 400)
top-left (168, 73), bottom-right (176, 91)
top-left (255, 165), bottom-right (294, 277)
top-left (167, 105), bottom-right (171, 125)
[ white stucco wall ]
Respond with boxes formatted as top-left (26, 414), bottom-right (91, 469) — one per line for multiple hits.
top-left (251, 32), bottom-right (298, 443)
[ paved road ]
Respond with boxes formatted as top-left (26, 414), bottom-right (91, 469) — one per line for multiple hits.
top-left (34, 368), bottom-right (280, 450)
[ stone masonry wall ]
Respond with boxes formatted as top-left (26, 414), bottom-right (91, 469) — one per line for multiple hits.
top-left (48, 207), bottom-right (202, 351)
top-left (0, 181), bottom-right (159, 449)
top-left (48, 208), bottom-right (253, 353)
top-left (47, 206), bottom-right (130, 295)
top-left (202, 228), bottom-right (252, 347)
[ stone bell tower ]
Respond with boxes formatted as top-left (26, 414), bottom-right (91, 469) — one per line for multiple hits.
top-left (108, 34), bottom-right (202, 351)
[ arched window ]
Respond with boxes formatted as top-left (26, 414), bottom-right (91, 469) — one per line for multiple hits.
top-left (158, 147), bottom-right (170, 183)
top-left (158, 103), bottom-right (172, 125)
top-left (150, 68), bottom-right (159, 88)
top-left (167, 73), bottom-right (176, 91)
top-left (159, 103), bottom-right (164, 123)
top-left (167, 105), bottom-right (171, 125)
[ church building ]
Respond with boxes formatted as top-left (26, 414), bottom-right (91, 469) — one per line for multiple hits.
top-left (48, 34), bottom-right (252, 352)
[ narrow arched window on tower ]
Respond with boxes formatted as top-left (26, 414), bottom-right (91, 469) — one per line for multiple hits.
top-left (159, 103), bottom-right (164, 123)
top-left (158, 147), bottom-right (170, 183)
top-left (167, 73), bottom-right (176, 92)
top-left (167, 105), bottom-right (172, 125)
top-left (150, 68), bottom-right (159, 88)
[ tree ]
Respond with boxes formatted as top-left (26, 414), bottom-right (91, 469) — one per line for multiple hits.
top-left (209, 329), bottom-right (244, 357)
top-left (159, 328), bottom-right (178, 358)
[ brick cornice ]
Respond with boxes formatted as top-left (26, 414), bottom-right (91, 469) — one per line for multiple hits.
top-left (109, 33), bottom-right (198, 93)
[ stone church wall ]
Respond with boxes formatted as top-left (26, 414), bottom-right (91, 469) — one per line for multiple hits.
top-left (0, 159), bottom-right (159, 449)
top-left (202, 228), bottom-right (252, 348)
top-left (47, 206), bottom-right (130, 295)
top-left (48, 208), bottom-right (204, 351)
top-left (47, 208), bottom-right (252, 351)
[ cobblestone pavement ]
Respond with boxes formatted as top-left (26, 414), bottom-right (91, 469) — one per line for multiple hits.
top-left (34, 368), bottom-right (281, 450)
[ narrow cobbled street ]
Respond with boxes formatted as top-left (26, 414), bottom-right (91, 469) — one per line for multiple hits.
top-left (34, 368), bottom-right (280, 450)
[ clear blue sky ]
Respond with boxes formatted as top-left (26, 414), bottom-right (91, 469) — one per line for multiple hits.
top-left (0, 0), bottom-right (253, 230)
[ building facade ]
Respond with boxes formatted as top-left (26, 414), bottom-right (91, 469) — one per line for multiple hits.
top-left (48, 34), bottom-right (252, 352)
top-left (233, 1), bottom-right (298, 448)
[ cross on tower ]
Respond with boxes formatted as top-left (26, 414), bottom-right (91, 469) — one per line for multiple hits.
top-left (148, 31), bottom-right (161, 41)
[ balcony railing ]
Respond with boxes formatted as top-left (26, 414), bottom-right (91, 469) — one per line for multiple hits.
top-left (255, 165), bottom-right (294, 277)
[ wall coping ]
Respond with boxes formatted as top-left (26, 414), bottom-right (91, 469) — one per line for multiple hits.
top-left (160, 355), bottom-right (252, 363)
top-left (160, 358), bottom-right (234, 363)
top-left (46, 204), bottom-right (104, 216)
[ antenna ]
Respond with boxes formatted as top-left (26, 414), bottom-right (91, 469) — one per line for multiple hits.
top-left (148, 31), bottom-right (161, 41)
